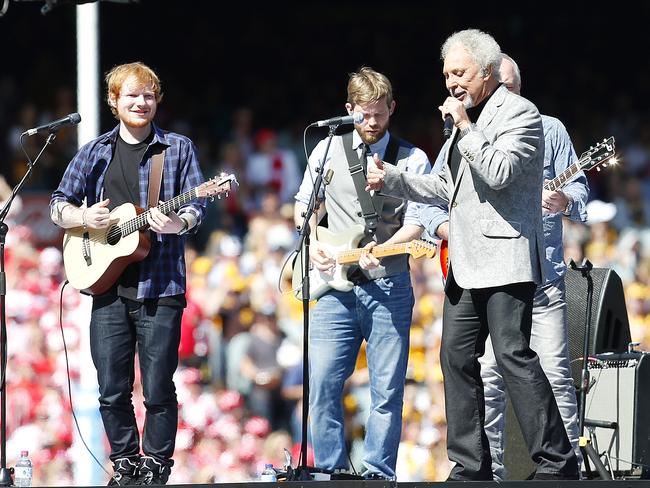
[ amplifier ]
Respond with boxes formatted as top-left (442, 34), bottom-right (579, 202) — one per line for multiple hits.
top-left (584, 352), bottom-right (650, 477)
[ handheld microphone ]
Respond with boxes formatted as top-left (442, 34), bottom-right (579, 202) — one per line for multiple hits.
top-left (311, 112), bottom-right (363, 127)
top-left (443, 115), bottom-right (454, 140)
top-left (22, 112), bottom-right (81, 136)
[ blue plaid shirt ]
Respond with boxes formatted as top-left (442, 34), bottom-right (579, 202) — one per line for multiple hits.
top-left (50, 123), bottom-right (206, 299)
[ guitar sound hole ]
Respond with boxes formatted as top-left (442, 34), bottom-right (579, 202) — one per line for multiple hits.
top-left (106, 226), bottom-right (122, 246)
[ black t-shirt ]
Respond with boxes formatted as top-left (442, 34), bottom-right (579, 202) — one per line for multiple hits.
top-left (103, 132), bottom-right (185, 307)
top-left (104, 134), bottom-right (148, 209)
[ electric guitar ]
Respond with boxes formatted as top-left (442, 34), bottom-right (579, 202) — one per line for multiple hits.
top-left (439, 136), bottom-right (616, 280)
top-left (292, 224), bottom-right (436, 300)
top-left (62, 173), bottom-right (237, 295)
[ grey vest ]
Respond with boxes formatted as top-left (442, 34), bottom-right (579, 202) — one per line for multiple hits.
top-left (323, 131), bottom-right (414, 280)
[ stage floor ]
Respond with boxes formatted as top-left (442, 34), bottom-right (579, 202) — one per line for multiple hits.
top-left (151, 479), bottom-right (650, 487)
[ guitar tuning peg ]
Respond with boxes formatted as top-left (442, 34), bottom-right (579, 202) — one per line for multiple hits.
top-left (596, 167), bottom-right (601, 172)
top-left (209, 195), bottom-right (215, 202)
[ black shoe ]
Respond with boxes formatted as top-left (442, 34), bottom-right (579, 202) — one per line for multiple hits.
top-left (136, 456), bottom-right (171, 485)
top-left (533, 472), bottom-right (580, 480)
top-left (363, 473), bottom-right (393, 481)
top-left (108, 457), bottom-right (140, 486)
top-left (331, 472), bottom-right (364, 481)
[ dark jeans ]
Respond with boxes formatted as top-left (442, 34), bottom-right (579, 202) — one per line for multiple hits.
top-left (90, 295), bottom-right (183, 464)
top-left (441, 278), bottom-right (578, 480)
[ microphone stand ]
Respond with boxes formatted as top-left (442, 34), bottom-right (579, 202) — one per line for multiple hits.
top-left (0, 132), bottom-right (57, 486)
top-left (288, 123), bottom-right (338, 481)
top-left (569, 258), bottom-right (612, 480)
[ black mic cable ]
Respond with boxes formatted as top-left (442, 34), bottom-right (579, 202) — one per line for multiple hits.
top-left (58, 281), bottom-right (112, 480)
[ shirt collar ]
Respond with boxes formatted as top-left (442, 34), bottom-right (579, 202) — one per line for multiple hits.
top-left (100, 122), bottom-right (170, 149)
top-left (351, 129), bottom-right (390, 156)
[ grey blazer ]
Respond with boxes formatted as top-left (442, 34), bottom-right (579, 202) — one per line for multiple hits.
top-left (381, 84), bottom-right (546, 289)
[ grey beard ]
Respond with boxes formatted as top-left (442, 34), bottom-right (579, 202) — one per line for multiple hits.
top-left (463, 94), bottom-right (475, 109)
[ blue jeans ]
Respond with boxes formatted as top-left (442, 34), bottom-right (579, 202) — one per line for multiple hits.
top-left (308, 272), bottom-right (414, 480)
top-left (480, 278), bottom-right (582, 480)
top-left (89, 295), bottom-right (183, 465)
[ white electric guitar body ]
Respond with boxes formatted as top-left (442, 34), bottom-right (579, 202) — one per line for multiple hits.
top-left (292, 224), bottom-right (436, 300)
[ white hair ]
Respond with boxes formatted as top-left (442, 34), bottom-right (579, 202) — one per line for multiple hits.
top-left (441, 28), bottom-right (502, 81)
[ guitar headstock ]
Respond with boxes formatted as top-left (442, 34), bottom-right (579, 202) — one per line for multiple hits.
top-left (579, 136), bottom-right (616, 173)
top-left (406, 240), bottom-right (437, 260)
top-left (197, 173), bottom-right (238, 200)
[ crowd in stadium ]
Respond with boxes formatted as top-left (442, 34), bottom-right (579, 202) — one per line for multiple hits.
top-left (1, 70), bottom-right (649, 484)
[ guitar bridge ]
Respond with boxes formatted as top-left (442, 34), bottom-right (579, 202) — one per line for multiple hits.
top-left (82, 231), bottom-right (92, 266)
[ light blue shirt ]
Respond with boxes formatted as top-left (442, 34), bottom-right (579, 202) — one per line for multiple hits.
top-left (420, 114), bottom-right (588, 283)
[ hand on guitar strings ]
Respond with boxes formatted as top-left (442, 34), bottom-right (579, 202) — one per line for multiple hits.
top-left (85, 198), bottom-right (111, 229)
top-left (308, 240), bottom-right (336, 275)
top-left (358, 241), bottom-right (380, 270)
top-left (148, 203), bottom-right (186, 234)
top-left (541, 187), bottom-right (569, 214)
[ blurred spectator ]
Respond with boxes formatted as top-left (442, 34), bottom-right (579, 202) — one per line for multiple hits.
top-left (239, 311), bottom-right (287, 430)
top-left (6, 103), bottom-right (37, 157)
top-left (584, 199), bottom-right (618, 267)
top-left (279, 345), bottom-right (304, 444)
top-left (612, 176), bottom-right (650, 230)
top-left (228, 106), bottom-right (255, 162)
top-left (0, 173), bottom-right (22, 227)
top-left (246, 128), bottom-right (301, 209)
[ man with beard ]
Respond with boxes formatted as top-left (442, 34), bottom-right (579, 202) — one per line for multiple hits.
top-left (293, 66), bottom-right (430, 480)
top-left (366, 30), bottom-right (579, 480)
top-left (50, 62), bottom-right (206, 485)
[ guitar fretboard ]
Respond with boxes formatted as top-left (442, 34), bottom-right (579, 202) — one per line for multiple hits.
top-left (338, 242), bottom-right (409, 264)
top-left (544, 137), bottom-right (614, 192)
top-left (544, 161), bottom-right (582, 191)
top-left (107, 188), bottom-right (199, 241)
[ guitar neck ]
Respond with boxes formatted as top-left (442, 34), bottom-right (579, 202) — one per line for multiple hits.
top-left (338, 242), bottom-right (410, 264)
top-left (544, 161), bottom-right (582, 191)
top-left (121, 187), bottom-right (199, 236)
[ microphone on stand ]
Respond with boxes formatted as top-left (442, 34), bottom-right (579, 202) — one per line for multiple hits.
top-left (310, 112), bottom-right (364, 127)
top-left (22, 112), bottom-right (81, 136)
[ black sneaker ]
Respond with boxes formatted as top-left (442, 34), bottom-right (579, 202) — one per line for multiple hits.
top-left (136, 456), bottom-right (171, 485)
top-left (363, 473), bottom-right (393, 481)
top-left (108, 457), bottom-right (140, 486)
top-left (533, 471), bottom-right (580, 480)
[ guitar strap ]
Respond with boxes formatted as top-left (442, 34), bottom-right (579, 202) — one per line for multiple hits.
top-left (342, 131), bottom-right (401, 236)
top-left (147, 149), bottom-right (165, 208)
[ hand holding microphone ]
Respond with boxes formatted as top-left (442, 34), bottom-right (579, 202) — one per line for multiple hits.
top-left (439, 96), bottom-right (469, 140)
